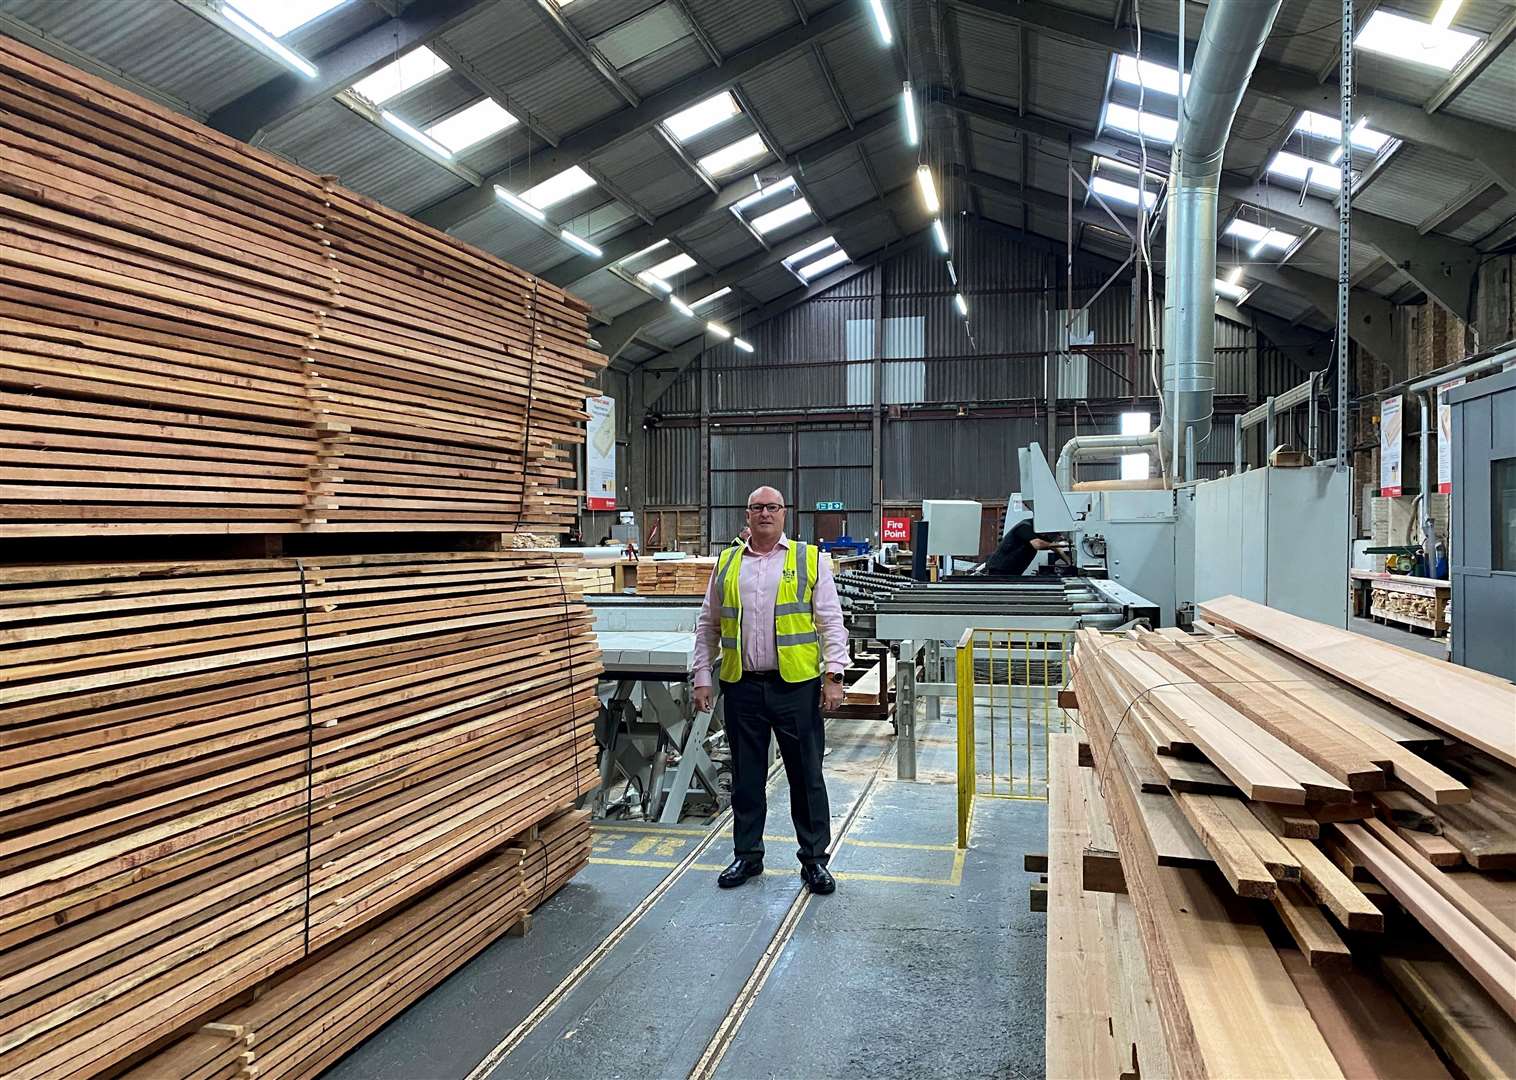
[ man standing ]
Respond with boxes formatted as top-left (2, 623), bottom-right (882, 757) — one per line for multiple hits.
top-left (692, 487), bottom-right (848, 895)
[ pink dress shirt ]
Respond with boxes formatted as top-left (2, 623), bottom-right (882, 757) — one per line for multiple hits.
top-left (693, 535), bottom-right (848, 688)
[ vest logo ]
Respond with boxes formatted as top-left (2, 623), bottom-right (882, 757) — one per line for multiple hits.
top-left (782, 568), bottom-right (797, 582)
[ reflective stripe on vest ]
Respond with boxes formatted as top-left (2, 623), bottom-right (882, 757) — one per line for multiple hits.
top-left (715, 539), bottom-right (823, 684)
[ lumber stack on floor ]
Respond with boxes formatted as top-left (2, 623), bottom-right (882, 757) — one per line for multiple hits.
top-left (0, 552), bottom-right (601, 1079)
top-left (636, 557), bottom-right (718, 595)
top-left (0, 35), bottom-right (600, 538)
top-left (122, 809), bottom-right (591, 1080)
top-left (1060, 603), bottom-right (1516, 1079)
top-left (571, 564), bottom-right (616, 595)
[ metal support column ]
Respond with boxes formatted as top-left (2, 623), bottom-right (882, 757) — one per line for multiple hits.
top-left (896, 639), bottom-right (919, 781)
top-left (872, 264), bottom-right (885, 539)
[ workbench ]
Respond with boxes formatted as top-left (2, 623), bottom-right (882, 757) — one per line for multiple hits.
top-left (1350, 570), bottom-right (1450, 636)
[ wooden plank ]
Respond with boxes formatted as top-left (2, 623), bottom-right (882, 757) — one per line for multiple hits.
top-left (1200, 597), bottom-right (1516, 767)
top-left (1380, 955), bottom-right (1516, 1080)
top-left (1271, 882), bottom-right (1353, 970)
top-left (1279, 838), bottom-right (1385, 933)
top-left (1172, 793), bottom-right (1278, 898)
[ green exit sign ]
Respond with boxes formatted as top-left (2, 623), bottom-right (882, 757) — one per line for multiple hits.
top-left (814, 500), bottom-right (845, 511)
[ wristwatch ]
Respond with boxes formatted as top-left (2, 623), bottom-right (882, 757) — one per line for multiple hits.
top-left (825, 672), bottom-right (845, 684)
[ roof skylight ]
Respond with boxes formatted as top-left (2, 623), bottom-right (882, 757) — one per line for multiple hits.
top-left (622, 239), bottom-right (671, 264)
top-left (226, 0), bottom-right (348, 37)
top-left (1292, 111), bottom-right (1392, 157)
top-left (1214, 276), bottom-right (1250, 301)
top-left (1091, 175), bottom-right (1156, 209)
top-left (751, 197), bottom-right (812, 235)
top-left (1103, 102), bottom-right (1178, 144)
top-left (521, 165), bottom-right (598, 210)
top-left (1225, 218), bottom-right (1299, 253)
top-left (1267, 150), bottom-right (1342, 194)
top-left (1113, 54), bottom-right (1190, 96)
top-left (664, 91), bottom-right (741, 143)
top-left (425, 98), bottom-right (517, 154)
top-left (735, 175), bottom-right (797, 212)
top-left (638, 251), bottom-right (698, 289)
top-left (351, 46), bottom-right (449, 106)
top-left (798, 248), bottom-right (850, 280)
top-left (1355, 10), bottom-right (1480, 70)
top-left (698, 133), bottom-right (769, 178)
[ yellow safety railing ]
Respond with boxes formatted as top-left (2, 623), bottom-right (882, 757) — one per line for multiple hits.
top-left (955, 628), bottom-right (1074, 848)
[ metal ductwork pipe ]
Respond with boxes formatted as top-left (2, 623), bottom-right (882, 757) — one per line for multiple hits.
top-left (1162, 0), bottom-right (1284, 474)
top-left (1055, 431), bottom-right (1162, 489)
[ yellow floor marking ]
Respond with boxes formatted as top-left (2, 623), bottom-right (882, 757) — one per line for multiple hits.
top-left (627, 836), bottom-right (661, 855)
top-left (655, 837), bottom-right (686, 856)
top-left (596, 823), bottom-right (709, 836)
top-left (591, 857), bottom-right (728, 871)
top-left (841, 838), bottom-right (957, 851)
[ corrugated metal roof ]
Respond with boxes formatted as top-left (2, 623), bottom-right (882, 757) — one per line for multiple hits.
top-left (1464, 192), bottom-right (1516, 247)
top-left (573, 270), bottom-right (655, 319)
top-left (953, 7), bottom-right (1022, 110)
top-left (384, 70), bottom-right (479, 128)
top-left (588, 129), bottom-right (715, 215)
top-left (447, 199), bottom-right (580, 274)
top-left (1025, 35), bottom-right (1110, 127)
top-left (739, 52), bottom-right (847, 154)
top-left (0, 0), bottom-right (284, 117)
top-left (1355, 144), bottom-right (1482, 227)
top-left (688, 0), bottom-right (799, 57)
top-left (1226, 93), bottom-right (1296, 175)
top-left (281, 0), bottom-right (390, 59)
top-left (258, 98), bottom-right (465, 213)
top-left (794, 144), bottom-right (876, 219)
top-left (1259, 0), bottom-right (1342, 73)
top-left (1443, 47), bottom-right (1516, 131)
top-left (440, 3), bottom-right (625, 142)
top-left (679, 213), bottom-right (765, 268)
top-left (744, 263), bottom-right (805, 302)
top-left (821, 20), bottom-right (896, 120)
top-left (967, 116), bottom-right (1025, 183)
top-left (563, 0), bottom-right (664, 39)
top-left (621, 37), bottom-right (710, 98)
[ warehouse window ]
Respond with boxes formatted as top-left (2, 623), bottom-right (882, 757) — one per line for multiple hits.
top-left (425, 99), bottom-right (517, 154)
top-left (227, 0), bottom-right (348, 37)
top-left (351, 47), bottom-right (449, 106)
top-left (1355, 10), bottom-right (1480, 69)
top-left (1101, 102), bottom-right (1177, 144)
top-left (1120, 412), bottom-right (1152, 481)
top-left (521, 166), bottom-right (598, 210)
top-left (1112, 54), bottom-right (1189, 96)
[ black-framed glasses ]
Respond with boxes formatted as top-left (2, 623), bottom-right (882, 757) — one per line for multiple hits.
top-left (746, 502), bottom-right (784, 513)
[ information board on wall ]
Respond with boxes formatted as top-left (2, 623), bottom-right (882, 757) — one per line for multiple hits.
top-left (882, 516), bottom-right (912, 543)
top-left (1380, 395), bottom-right (1403, 497)
top-left (585, 395), bottom-right (616, 510)
top-left (1437, 378), bottom-right (1464, 494)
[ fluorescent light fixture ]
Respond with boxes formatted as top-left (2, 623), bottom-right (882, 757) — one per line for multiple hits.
top-left (1267, 150), bottom-right (1339, 194)
top-left (798, 248), bottom-right (850, 279)
top-left (352, 46), bottom-right (448, 106)
top-left (622, 239), bottom-right (671, 264)
top-left (1113, 54), bottom-right (1189, 96)
top-left (931, 218), bottom-right (948, 254)
top-left (425, 98), bottom-right (517, 154)
top-left (1431, 0), bottom-right (1464, 30)
top-left (641, 252), bottom-right (697, 285)
top-left (953, 292), bottom-right (968, 317)
top-left (559, 229), bottom-right (602, 258)
top-left (1102, 102), bottom-right (1177, 144)
top-left (916, 165), bottom-right (940, 214)
top-left (785, 237), bottom-right (837, 264)
top-left (670, 297), bottom-right (695, 318)
top-left (226, 0), bottom-right (347, 37)
top-left (221, 7), bottom-right (318, 77)
top-left (691, 286), bottom-right (732, 309)
top-left (946, 259), bottom-right (957, 286)
top-left (733, 337), bottom-right (754, 353)
top-left (705, 321), bottom-right (732, 339)
top-left (1226, 219), bottom-right (1297, 252)
top-left (521, 165), bottom-right (598, 210)
top-left (901, 81), bottom-right (919, 147)
top-left (698, 133), bottom-right (769, 177)
top-left (381, 110), bottom-right (453, 158)
top-left (494, 185), bottom-right (546, 222)
top-left (643, 276), bottom-right (673, 293)
top-left (735, 175), bottom-right (796, 211)
top-left (751, 197), bottom-right (811, 235)
top-left (1355, 10), bottom-right (1480, 69)
top-left (1091, 175), bottom-right (1155, 209)
top-left (1214, 277), bottom-right (1249, 301)
top-left (868, 0), bottom-right (893, 45)
top-left (664, 91), bottom-right (741, 143)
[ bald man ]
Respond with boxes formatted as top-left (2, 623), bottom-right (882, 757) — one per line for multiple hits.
top-left (693, 487), bottom-right (849, 894)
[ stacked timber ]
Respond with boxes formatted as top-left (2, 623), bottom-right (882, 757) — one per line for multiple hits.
top-left (123, 809), bottom-right (591, 1080)
top-left (637, 557), bottom-right (718, 595)
top-left (0, 35), bottom-right (600, 538)
top-left (572, 565), bottom-right (616, 595)
top-left (1051, 595), bottom-right (1516, 1079)
top-left (504, 533), bottom-right (562, 549)
top-left (0, 551), bottom-right (601, 1078)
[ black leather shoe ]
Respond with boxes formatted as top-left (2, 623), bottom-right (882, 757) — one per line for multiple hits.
top-left (801, 862), bottom-right (836, 895)
top-left (718, 858), bottom-right (763, 888)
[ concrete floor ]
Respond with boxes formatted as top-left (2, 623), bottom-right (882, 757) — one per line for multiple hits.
top-left (1348, 614), bottom-right (1448, 659)
top-left (323, 705), bottom-right (1050, 1080)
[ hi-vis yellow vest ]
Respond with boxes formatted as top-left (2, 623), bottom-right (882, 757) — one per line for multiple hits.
top-left (714, 540), bottom-right (822, 683)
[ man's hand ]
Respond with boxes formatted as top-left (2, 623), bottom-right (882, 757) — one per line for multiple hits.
top-left (693, 685), bottom-right (714, 714)
top-left (822, 677), bottom-right (845, 712)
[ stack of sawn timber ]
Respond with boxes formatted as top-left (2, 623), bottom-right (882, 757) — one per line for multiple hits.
top-left (1055, 595), bottom-right (1516, 1080)
top-left (636, 557), bottom-right (718, 595)
top-left (0, 551), bottom-right (602, 1079)
top-left (0, 35), bottom-right (601, 537)
top-left (121, 808), bottom-right (591, 1080)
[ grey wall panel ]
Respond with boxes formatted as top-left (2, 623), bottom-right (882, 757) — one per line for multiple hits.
top-left (882, 417), bottom-right (1036, 500)
top-left (797, 427), bottom-right (870, 466)
top-left (798, 466), bottom-right (872, 509)
top-left (712, 469), bottom-right (794, 506)
top-left (711, 430), bottom-right (792, 470)
top-left (646, 426), bottom-right (699, 504)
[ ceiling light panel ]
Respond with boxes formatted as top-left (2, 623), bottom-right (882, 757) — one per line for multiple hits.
top-left (520, 165), bottom-right (599, 210)
top-left (664, 91), bottom-right (742, 143)
top-left (225, 0), bottom-right (348, 37)
top-left (425, 98), bottom-right (518, 154)
top-left (798, 249), bottom-right (850, 279)
top-left (751, 197), bottom-right (812, 236)
top-left (1355, 10), bottom-right (1480, 69)
top-left (698, 133), bottom-right (770, 178)
top-left (351, 46), bottom-right (449, 106)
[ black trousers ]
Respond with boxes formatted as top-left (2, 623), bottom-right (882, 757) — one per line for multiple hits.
top-left (720, 673), bottom-right (832, 866)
